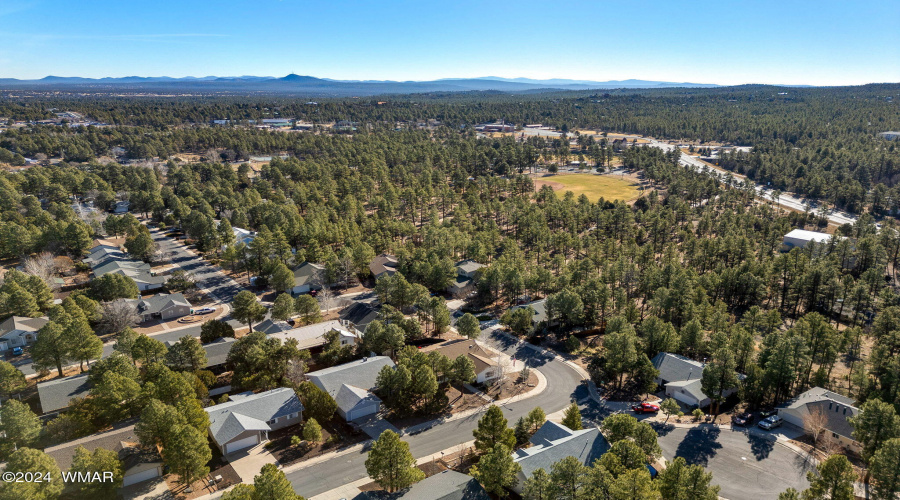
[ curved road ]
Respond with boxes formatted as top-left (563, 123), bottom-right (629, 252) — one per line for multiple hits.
top-left (285, 328), bottom-right (587, 497)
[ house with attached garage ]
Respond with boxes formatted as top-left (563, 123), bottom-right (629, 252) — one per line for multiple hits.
top-left (511, 420), bottom-right (610, 494)
top-left (205, 387), bottom-right (304, 455)
top-left (45, 424), bottom-right (164, 487)
top-left (778, 387), bottom-right (861, 452)
top-left (307, 356), bottom-right (395, 422)
top-left (130, 292), bottom-right (192, 322)
top-left (419, 339), bottom-right (500, 384)
top-left (291, 261), bottom-right (327, 295)
top-left (651, 352), bottom-right (741, 408)
top-left (340, 302), bottom-right (380, 333)
top-left (0, 315), bottom-right (49, 351)
top-left (352, 469), bottom-right (490, 499)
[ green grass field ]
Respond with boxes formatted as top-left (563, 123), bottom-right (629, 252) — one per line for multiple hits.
top-left (537, 174), bottom-right (640, 202)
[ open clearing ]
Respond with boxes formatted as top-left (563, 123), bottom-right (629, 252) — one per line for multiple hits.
top-left (534, 173), bottom-right (640, 202)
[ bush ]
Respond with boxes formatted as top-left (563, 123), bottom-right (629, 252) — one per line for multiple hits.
top-left (565, 335), bottom-right (581, 353)
top-left (692, 408), bottom-right (705, 421)
top-left (290, 435), bottom-right (303, 447)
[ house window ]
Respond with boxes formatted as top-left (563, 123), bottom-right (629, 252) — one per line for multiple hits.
top-left (832, 432), bottom-right (838, 438)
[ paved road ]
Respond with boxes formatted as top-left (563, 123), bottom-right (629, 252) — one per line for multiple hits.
top-left (151, 228), bottom-right (245, 304)
top-left (656, 425), bottom-right (812, 500)
top-left (643, 139), bottom-right (858, 226)
top-left (13, 230), bottom-right (244, 376)
top-left (285, 327), bottom-right (588, 497)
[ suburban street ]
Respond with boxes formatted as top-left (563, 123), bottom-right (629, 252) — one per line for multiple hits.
top-left (286, 327), bottom-right (588, 497)
top-left (12, 230), bottom-right (243, 376)
top-left (285, 325), bottom-right (819, 500)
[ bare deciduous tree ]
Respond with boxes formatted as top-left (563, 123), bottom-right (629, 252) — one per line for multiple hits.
top-left (99, 299), bottom-right (141, 334)
top-left (804, 405), bottom-right (830, 447)
top-left (317, 286), bottom-right (337, 312)
top-left (23, 252), bottom-right (60, 290)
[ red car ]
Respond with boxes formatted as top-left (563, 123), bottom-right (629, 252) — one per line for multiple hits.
top-left (632, 402), bottom-right (660, 414)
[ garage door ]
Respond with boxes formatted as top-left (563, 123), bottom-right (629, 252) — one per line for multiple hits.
top-left (226, 435), bottom-right (259, 454)
top-left (347, 402), bottom-right (379, 421)
top-left (122, 468), bottom-right (159, 487)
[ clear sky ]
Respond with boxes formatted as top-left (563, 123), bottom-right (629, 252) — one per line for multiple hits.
top-left (1, 0), bottom-right (897, 86)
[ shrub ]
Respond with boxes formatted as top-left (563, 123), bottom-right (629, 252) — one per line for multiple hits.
top-left (692, 408), bottom-right (705, 421)
top-left (290, 435), bottom-right (303, 447)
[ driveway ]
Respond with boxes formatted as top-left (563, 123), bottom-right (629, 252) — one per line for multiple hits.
top-left (655, 425), bottom-right (813, 500)
top-left (284, 326), bottom-right (587, 497)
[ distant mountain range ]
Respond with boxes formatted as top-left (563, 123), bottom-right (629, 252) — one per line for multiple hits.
top-left (0, 74), bottom-right (720, 96)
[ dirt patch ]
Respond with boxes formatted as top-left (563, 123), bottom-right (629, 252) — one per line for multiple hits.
top-left (161, 464), bottom-right (240, 500)
top-left (268, 420), bottom-right (366, 467)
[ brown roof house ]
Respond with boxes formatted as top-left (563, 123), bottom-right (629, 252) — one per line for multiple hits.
top-left (369, 254), bottom-right (399, 279)
top-left (420, 339), bottom-right (500, 384)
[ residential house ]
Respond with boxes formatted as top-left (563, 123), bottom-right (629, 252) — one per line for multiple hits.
top-left (268, 320), bottom-right (361, 351)
top-left (511, 420), bottom-right (610, 494)
top-left (340, 302), bottom-right (380, 333)
top-left (37, 374), bottom-right (92, 414)
top-left (232, 226), bottom-right (256, 247)
top-left (205, 387), bottom-right (304, 455)
top-left (130, 293), bottom-right (192, 322)
top-left (508, 299), bottom-right (549, 330)
top-left (353, 470), bottom-right (490, 499)
top-left (92, 259), bottom-right (151, 278)
top-left (446, 260), bottom-right (484, 298)
top-left (45, 424), bottom-right (164, 487)
top-left (650, 352), bottom-right (740, 408)
top-left (111, 200), bottom-right (130, 214)
top-left (292, 262), bottom-right (327, 295)
top-left (202, 337), bottom-right (237, 372)
top-left (369, 254), bottom-right (399, 279)
top-left (307, 356), bottom-right (395, 421)
top-left (778, 387), bottom-right (861, 452)
top-left (112, 268), bottom-right (167, 292)
top-left (254, 318), bottom-right (294, 335)
top-left (0, 316), bottom-right (49, 351)
top-left (420, 339), bottom-right (500, 384)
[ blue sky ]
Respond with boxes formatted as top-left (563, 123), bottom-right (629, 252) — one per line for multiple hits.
top-left (1, 0), bottom-right (897, 85)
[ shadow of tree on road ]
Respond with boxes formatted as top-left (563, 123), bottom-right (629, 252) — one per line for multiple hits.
top-left (676, 425), bottom-right (722, 467)
top-left (651, 422), bottom-right (676, 438)
top-left (746, 431), bottom-right (776, 460)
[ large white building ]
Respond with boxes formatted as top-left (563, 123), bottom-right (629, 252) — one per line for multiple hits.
top-left (782, 229), bottom-right (835, 250)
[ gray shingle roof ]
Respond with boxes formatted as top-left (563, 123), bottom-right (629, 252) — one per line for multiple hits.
top-left (510, 299), bottom-right (548, 325)
top-left (205, 387), bottom-right (304, 445)
top-left (0, 316), bottom-right (49, 336)
top-left (369, 254), bottom-right (399, 278)
top-left (44, 424), bottom-right (161, 472)
top-left (37, 373), bottom-right (92, 413)
top-left (203, 337), bottom-right (237, 368)
top-left (293, 262), bottom-right (326, 287)
top-left (780, 387), bottom-right (859, 439)
top-left (454, 260), bottom-right (485, 276)
top-left (399, 470), bottom-right (490, 500)
top-left (134, 293), bottom-right (191, 316)
top-left (513, 421), bottom-right (610, 477)
top-left (254, 319), bottom-right (293, 335)
top-left (307, 356), bottom-right (394, 413)
top-left (92, 259), bottom-right (151, 277)
top-left (340, 303), bottom-right (380, 331)
top-left (650, 352), bottom-right (704, 384)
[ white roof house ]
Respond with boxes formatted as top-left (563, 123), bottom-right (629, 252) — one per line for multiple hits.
top-left (268, 320), bottom-right (360, 351)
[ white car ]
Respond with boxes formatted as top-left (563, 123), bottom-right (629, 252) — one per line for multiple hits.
top-left (758, 415), bottom-right (783, 430)
top-left (194, 307), bottom-right (215, 315)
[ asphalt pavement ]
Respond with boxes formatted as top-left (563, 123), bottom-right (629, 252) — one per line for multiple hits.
top-left (285, 327), bottom-right (588, 497)
top-left (13, 230), bottom-right (243, 376)
top-left (655, 425), bottom-right (813, 500)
